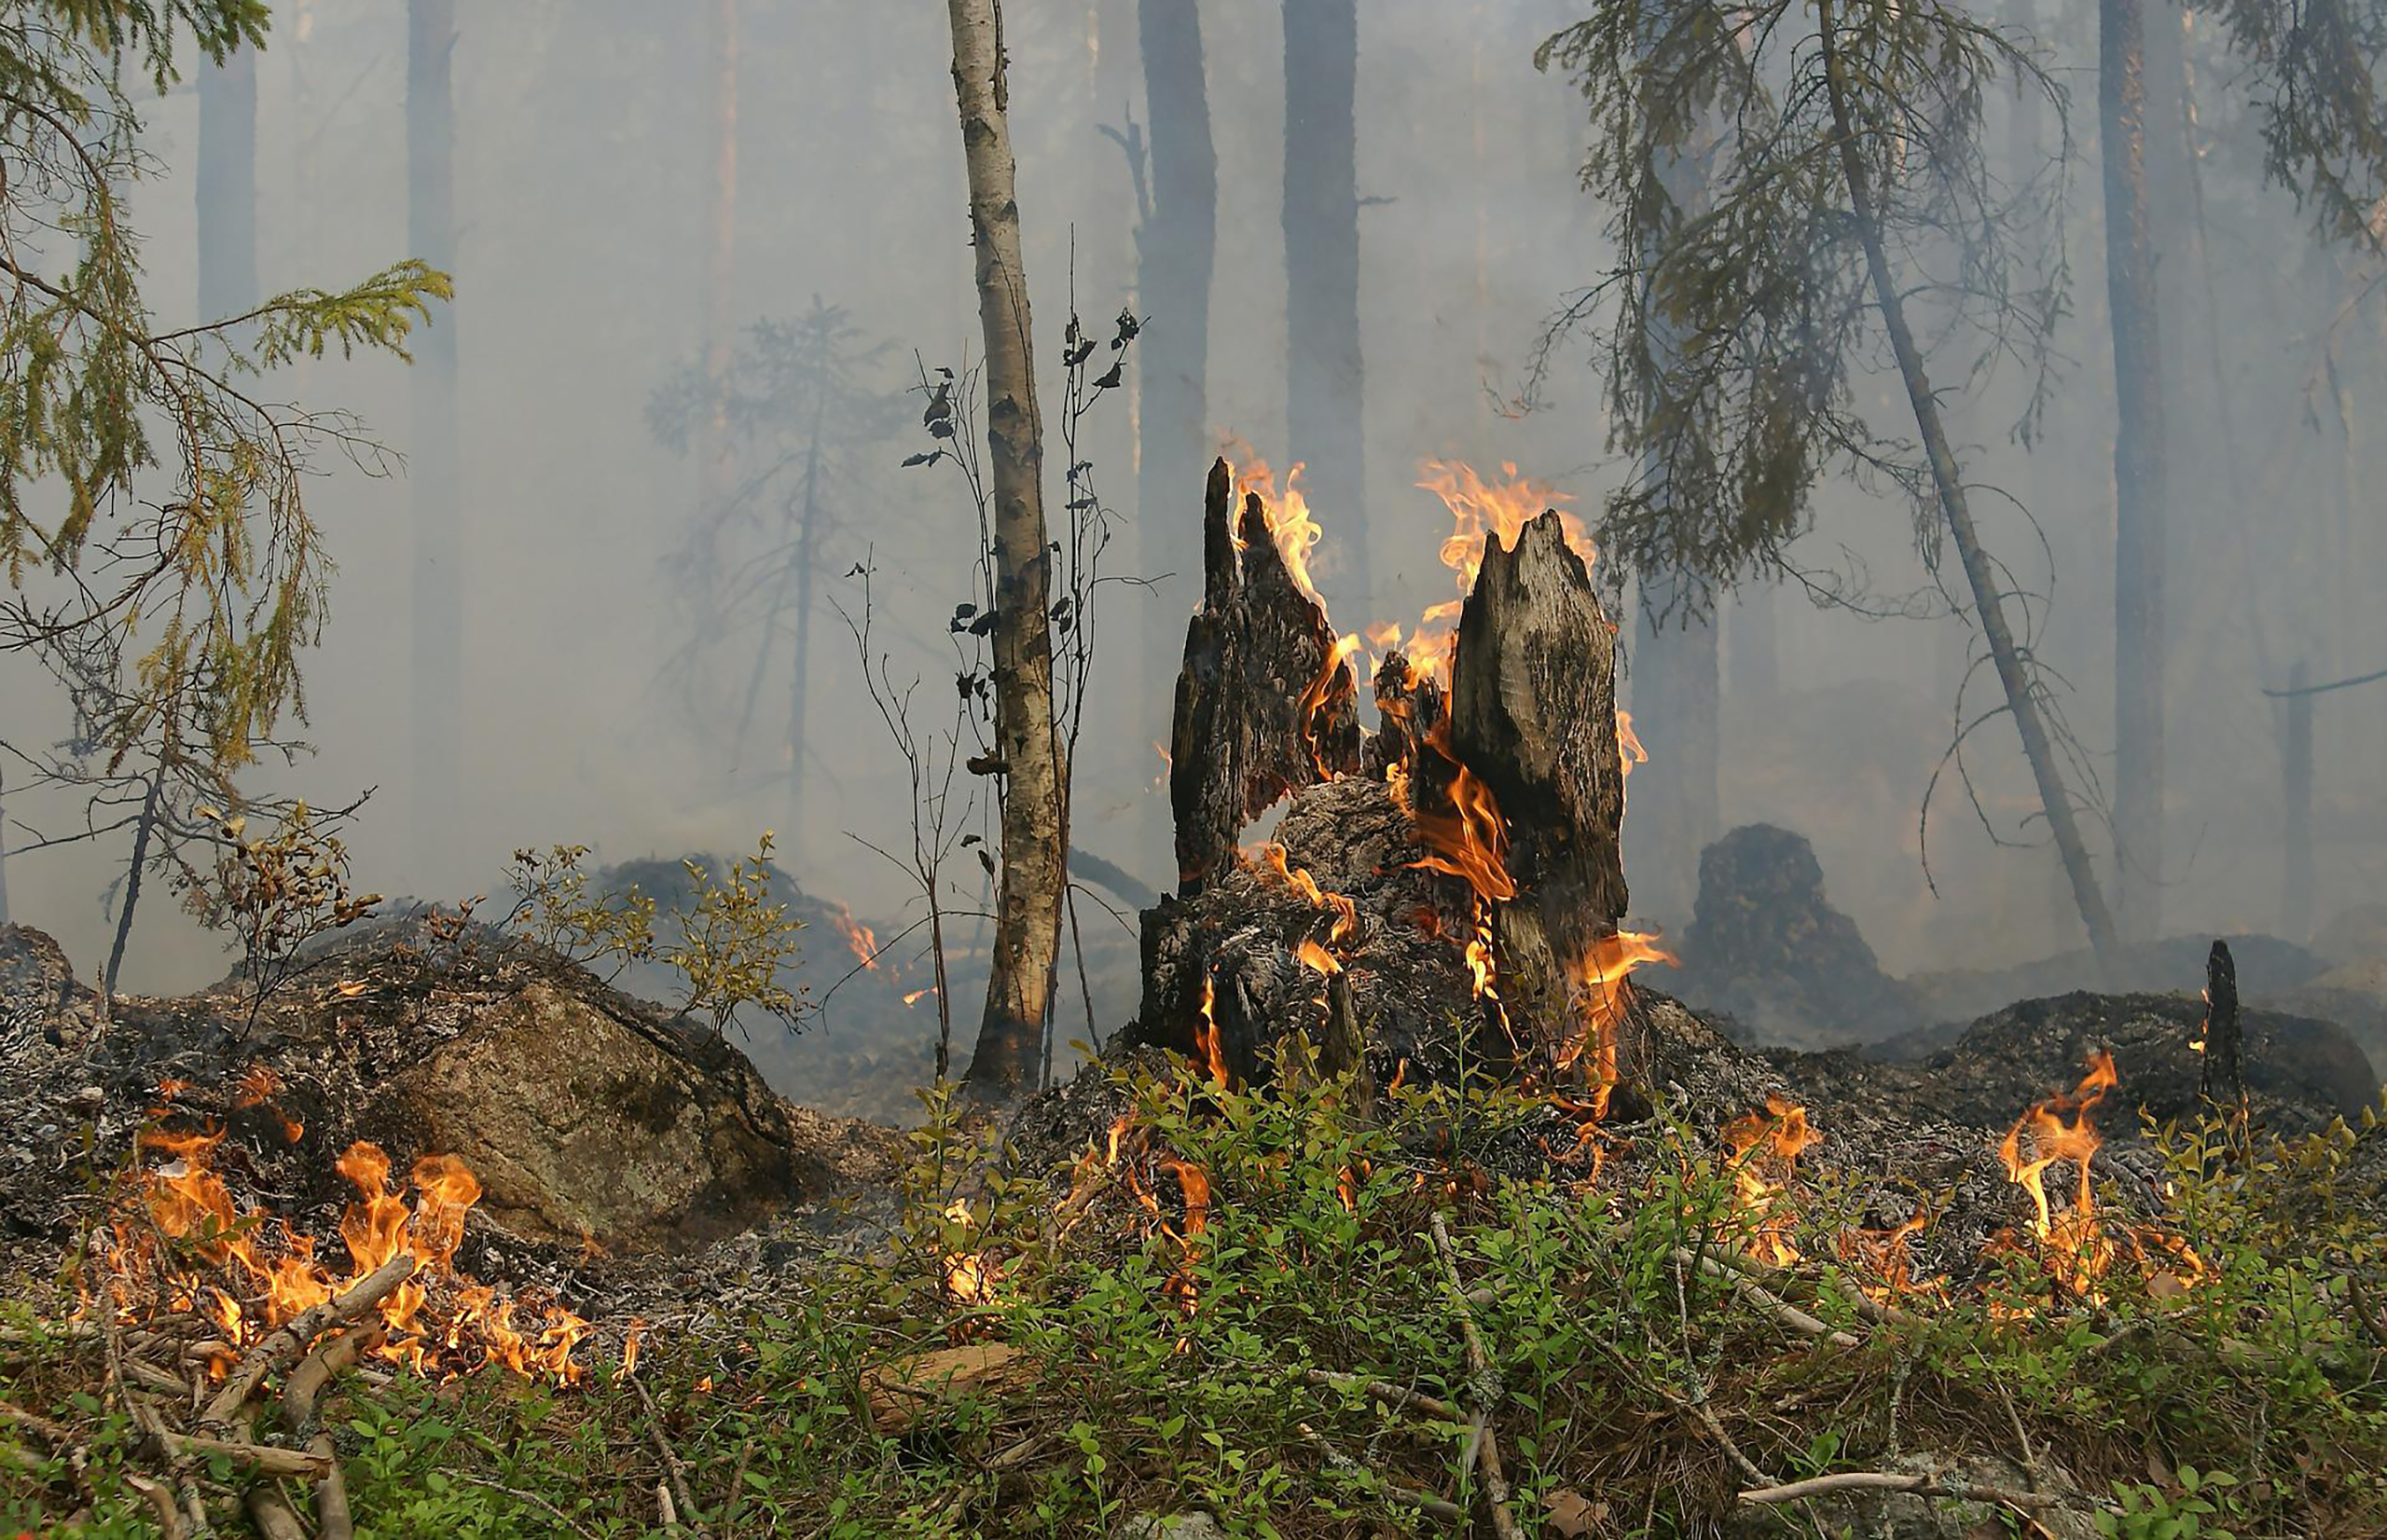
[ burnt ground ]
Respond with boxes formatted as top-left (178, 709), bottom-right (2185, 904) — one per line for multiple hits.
top-left (2, 907), bottom-right (2379, 1347)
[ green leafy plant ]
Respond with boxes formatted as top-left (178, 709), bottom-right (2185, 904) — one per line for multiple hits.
top-left (504, 843), bottom-right (657, 974)
top-left (184, 800), bottom-right (380, 1027)
top-left (2097, 1465), bottom-right (2240, 1540)
top-left (664, 831), bottom-right (807, 1036)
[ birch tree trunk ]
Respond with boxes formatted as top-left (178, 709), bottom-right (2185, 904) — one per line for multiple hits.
top-left (945, 0), bottom-right (1067, 1103)
top-left (2102, 0), bottom-right (2168, 941)
top-left (408, 0), bottom-right (462, 881)
top-left (1283, 0), bottom-right (1369, 615)
top-left (1815, 0), bottom-right (2121, 969)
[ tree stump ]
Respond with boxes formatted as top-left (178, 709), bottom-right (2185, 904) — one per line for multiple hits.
top-left (1169, 458), bottom-right (1361, 892)
top-left (1444, 511), bottom-right (1631, 1076)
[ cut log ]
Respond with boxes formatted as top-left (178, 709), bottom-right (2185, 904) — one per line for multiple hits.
top-left (1443, 511), bottom-right (1633, 1076)
top-left (1170, 458), bottom-right (1361, 891)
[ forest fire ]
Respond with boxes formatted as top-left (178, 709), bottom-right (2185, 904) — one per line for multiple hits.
top-left (940, 1199), bottom-right (998, 1306)
top-left (1995, 1052), bottom-right (2203, 1300)
top-left (102, 1108), bottom-right (590, 1385)
top-left (1721, 1094), bottom-right (1816, 1267)
top-left (831, 906), bottom-right (880, 970)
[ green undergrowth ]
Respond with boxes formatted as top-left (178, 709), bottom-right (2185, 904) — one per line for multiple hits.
top-left (6, 1056), bottom-right (2385, 1537)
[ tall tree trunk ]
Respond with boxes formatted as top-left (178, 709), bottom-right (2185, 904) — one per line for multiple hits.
top-left (2102, 0), bottom-right (2168, 941)
top-left (408, 0), bottom-right (462, 883)
top-left (1816, 0), bottom-right (2121, 968)
top-left (1282, 0), bottom-right (1368, 616)
top-left (197, 40), bottom-right (256, 323)
top-left (700, 0), bottom-right (739, 539)
top-left (787, 398), bottom-right (823, 859)
top-left (0, 765), bottom-right (11, 927)
top-left (945, 0), bottom-right (1067, 1104)
top-left (1136, 0), bottom-right (1217, 875)
top-left (1629, 589), bottom-right (1718, 927)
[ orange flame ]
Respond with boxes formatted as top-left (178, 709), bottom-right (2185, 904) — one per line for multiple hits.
top-left (939, 1198), bottom-right (999, 1306)
top-left (1997, 1052), bottom-right (2120, 1298)
top-left (1616, 710), bottom-right (1647, 783)
top-left (1194, 972), bottom-right (1229, 1088)
top-left (109, 1121), bottom-right (589, 1384)
top-left (1296, 938), bottom-right (1342, 976)
top-left (831, 906), bottom-right (879, 971)
top-left (1721, 1094), bottom-right (1816, 1267)
top-left (1407, 744), bottom-right (1516, 904)
top-left (1232, 456), bottom-right (1328, 605)
top-left (1256, 843), bottom-right (1359, 945)
top-left (1405, 460), bottom-right (1593, 681)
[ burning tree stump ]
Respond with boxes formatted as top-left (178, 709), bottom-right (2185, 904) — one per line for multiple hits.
top-left (1443, 510), bottom-right (1631, 1078)
top-left (1135, 477), bottom-right (1655, 1103)
top-left (1171, 458), bottom-right (1361, 891)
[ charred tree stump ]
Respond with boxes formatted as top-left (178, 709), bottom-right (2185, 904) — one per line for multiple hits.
top-left (1170, 457), bottom-right (1360, 890)
top-left (2201, 938), bottom-right (2246, 1123)
top-left (1444, 512), bottom-right (1632, 1078)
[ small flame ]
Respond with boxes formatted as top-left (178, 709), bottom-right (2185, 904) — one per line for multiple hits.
top-left (1257, 844), bottom-right (1359, 944)
top-left (1407, 728), bottom-right (1516, 905)
top-left (1232, 456), bottom-right (1328, 605)
top-left (1616, 710), bottom-right (1647, 783)
top-left (1406, 460), bottom-right (1593, 681)
top-left (1997, 1052), bottom-right (2120, 1298)
top-left (1721, 1094), bottom-right (1816, 1267)
top-left (902, 986), bottom-right (936, 1008)
top-left (1194, 972), bottom-right (1229, 1088)
top-left (939, 1198), bottom-right (999, 1306)
top-left (831, 906), bottom-right (879, 971)
top-left (1296, 938), bottom-right (1342, 976)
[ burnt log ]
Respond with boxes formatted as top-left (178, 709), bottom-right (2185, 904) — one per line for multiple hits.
top-left (1170, 457), bottom-right (1361, 892)
top-left (1443, 511), bottom-right (1632, 1076)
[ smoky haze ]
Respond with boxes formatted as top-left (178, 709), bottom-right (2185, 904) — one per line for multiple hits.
top-left (5, 1), bottom-right (2380, 1087)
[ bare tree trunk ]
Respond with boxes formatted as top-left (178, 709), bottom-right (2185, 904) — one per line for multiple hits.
top-left (700, 0), bottom-right (739, 537)
top-left (945, 0), bottom-right (1067, 1104)
top-left (2283, 659), bottom-right (2313, 942)
top-left (1629, 587), bottom-right (1718, 928)
top-left (197, 40), bottom-right (256, 323)
top-left (1817, 0), bottom-right (2121, 969)
top-left (2103, 0), bottom-right (2168, 942)
top-left (0, 765), bottom-right (11, 928)
top-left (1283, 0), bottom-right (1369, 615)
top-left (1136, 0), bottom-right (1217, 875)
top-left (787, 399), bottom-right (822, 858)
top-left (103, 771), bottom-right (163, 1000)
top-left (408, 0), bottom-right (462, 884)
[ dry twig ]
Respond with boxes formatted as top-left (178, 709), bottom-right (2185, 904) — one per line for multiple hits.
top-left (1673, 1246), bottom-right (1860, 1349)
top-left (1428, 1212), bottom-right (1525, 1540)
top-left (1297, 1421), bottom-right (1466, 1524)
top-left (1302, 1368), bottom-right (1461, 1423)
top-left (200, 1250), bottom-right (417, 1432)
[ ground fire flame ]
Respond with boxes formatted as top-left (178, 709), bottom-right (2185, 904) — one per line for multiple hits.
top-left (100, 1099), bottom-right (591, 1385)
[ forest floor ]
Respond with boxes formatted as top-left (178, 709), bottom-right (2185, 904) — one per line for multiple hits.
top-left (5, 1031), bottom-right (2386, 1539)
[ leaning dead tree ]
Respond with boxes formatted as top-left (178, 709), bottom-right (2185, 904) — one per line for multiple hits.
top-left (1536, 1), bottom-right (2122, 969)
top-left (1138, 459), bottom-right (1648, 1099)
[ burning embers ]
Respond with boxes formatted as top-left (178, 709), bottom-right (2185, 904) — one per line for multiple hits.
top-left (102, 1096), bottom-right (591, 1384)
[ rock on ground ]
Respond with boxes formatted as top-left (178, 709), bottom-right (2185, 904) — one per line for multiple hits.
top-left (1666, 824), bottom-right (1925, 1049)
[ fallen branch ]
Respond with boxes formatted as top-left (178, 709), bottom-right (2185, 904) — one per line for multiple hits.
top-left (1428, 1213), bottom-right (1525, 1540)
top-left (1738, 1469), bottom-right (2092, 1510)
top-left (1302, 1368), bottom-right (1461, 1423)
top-left (244, 1485), bottom-right (308, 1540)
top-left (155, 1430), bottom-right (331, 1478)
top-left (1651, 1381), bottom-right (1777, 1490)
top-left (457, 1475), bottom-right (602, 1540)
top-left (630, 1369), bottom-right (706, 1535)
top-left (200, 1250), bottom-right (417, 1432)
top-left (1297, 1421), bottom-right (1465, 1524)
top-left (1673, 1246), bottom-right (1860, 1349)
top-left (280, 1319), bottom-right (387, 1437)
